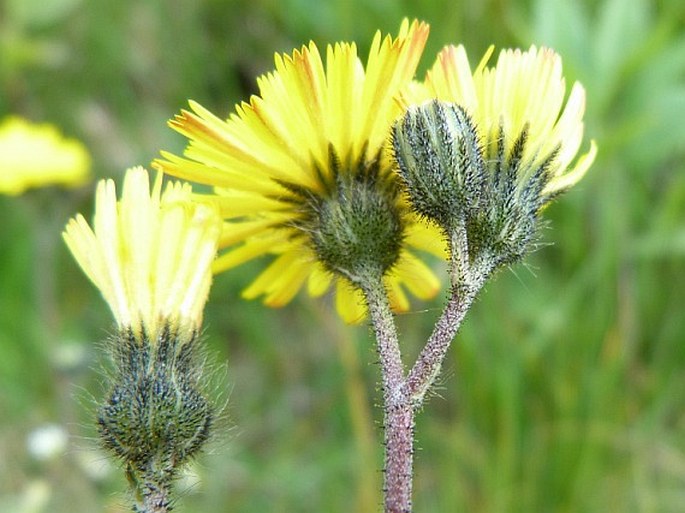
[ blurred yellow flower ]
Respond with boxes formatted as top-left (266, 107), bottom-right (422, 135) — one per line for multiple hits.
top-left (63, 167), bottom-right (222, 340)
top-left (156, 19), bottom-right (443, 323)
top-left (0, 116), bottom-right (91, 195)
top-left (407, 45), bottom-right (597, 194)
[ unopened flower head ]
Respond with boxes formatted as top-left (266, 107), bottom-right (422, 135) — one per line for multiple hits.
top-left (156, 19), bottom-right (443, 322)
top-left (63, 166), bottom-right (222, 340)
top-left (64, 167), bottom-right (222, 508)
top-left (0, 116), bottom-right (91, 195)
top-left (407, 44), bottom-right (597, 196)
top-left (394, 45), bottom-right (597, 270)
top-left (393, 101), bottom-right (486, 231)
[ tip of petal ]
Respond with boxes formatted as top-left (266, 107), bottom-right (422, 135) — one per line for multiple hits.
top-left (546, 139), bottom-right (598, 194)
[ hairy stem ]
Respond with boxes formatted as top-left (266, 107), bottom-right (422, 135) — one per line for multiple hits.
top-left (363, 277), bottom-right (404, 392)
top-left (405, 225), bottom-right (491, 404)
top-left (384, 400), bottom-right (415, 513)
top-left (137, 486), bottom-right (172, 513)
top-left (362, 279), bottom-right (413, 513)
top-left (404, 285), bottom-right (476, 404)
top-left (362, 226), bottom-right (489, 512)
top-left (129, 466), bottom-right (174, 513)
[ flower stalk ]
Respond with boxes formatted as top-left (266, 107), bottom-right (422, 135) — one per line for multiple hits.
top-left (362, 261), bottom-right (486, 512)
top-left (362, 240), bottom-right (488, 512)
top-left (360, 279), bottom-right (412, 512)
top-left (404, 280), bottom-right (478, 406)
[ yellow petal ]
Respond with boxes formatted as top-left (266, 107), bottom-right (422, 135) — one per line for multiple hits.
top-left (385, 277), bottom-right (410, 313)
top-left (405, 221), bottom-right (447, 258)
top-left (212, 233), bottom-right (287, 272)
top-left (336, 280), bottom-right (367, 324)
top-left (308, 263), bottom-right (333, 297)
top-left (63, 167), bottom-right (221, 339)
top-left (242, 250), bottom-right (311, 306)
top-left (545, 140), bottom-right (597, 194)
top-left (393, 251), bottom-right (441, 300)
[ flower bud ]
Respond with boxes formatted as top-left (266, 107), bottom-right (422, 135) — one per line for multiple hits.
top-left (393, 100), bottom-right (561, 277)
top-left (392, 100), bottom-right (486, 232)
top-left (98, 326), bottom-right (214, 508)
top-left (98, 328), bottom-right (212, 470)
top-left (470, 126), bottom-right (557, 268)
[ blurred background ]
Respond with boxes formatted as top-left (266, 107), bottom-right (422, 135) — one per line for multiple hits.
top-left (1, 0), bottom-right (684, 511)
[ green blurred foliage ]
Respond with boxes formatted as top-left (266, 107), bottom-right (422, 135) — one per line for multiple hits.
top-left (1, 0), bottom-right (684, 512)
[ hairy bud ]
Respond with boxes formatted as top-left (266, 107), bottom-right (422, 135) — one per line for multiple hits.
top-left (98, 326), bottom-right (214, 511)
top-left (393, 100), bottom-right (558, 279)
top-left (392, 100), bottom-right (486, 231)
top-left (470, 126), bottom-right (557, 268)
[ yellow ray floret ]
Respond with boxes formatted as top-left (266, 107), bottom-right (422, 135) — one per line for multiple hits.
top-left (63, 167), bottom-right (222, 339)
top-left (406, 44), bottom-right (596, 194)
top-left (0, 116), bottom-right (91, 195)
top-left (156, 19), bottom-right (442, 322)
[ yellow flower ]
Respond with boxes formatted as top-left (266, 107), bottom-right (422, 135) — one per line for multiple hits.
top-left (63, 166), bottom-right (222, 340)
top-left (156, 19), bottom-right (443, 323)
top-left (0, 116), bottom-right (91, 195)
top-left (406, 45), bottom-right (597, 194)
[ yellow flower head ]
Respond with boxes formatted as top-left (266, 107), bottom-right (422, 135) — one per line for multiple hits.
top-left (407, 45), bottom-right (597, 194)
top-left (63, 167), bottom-right (222, 340)
top-left (156, 19), bottom-right (443, 323)
top-left (0, 116), bottom-right (91, 195)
